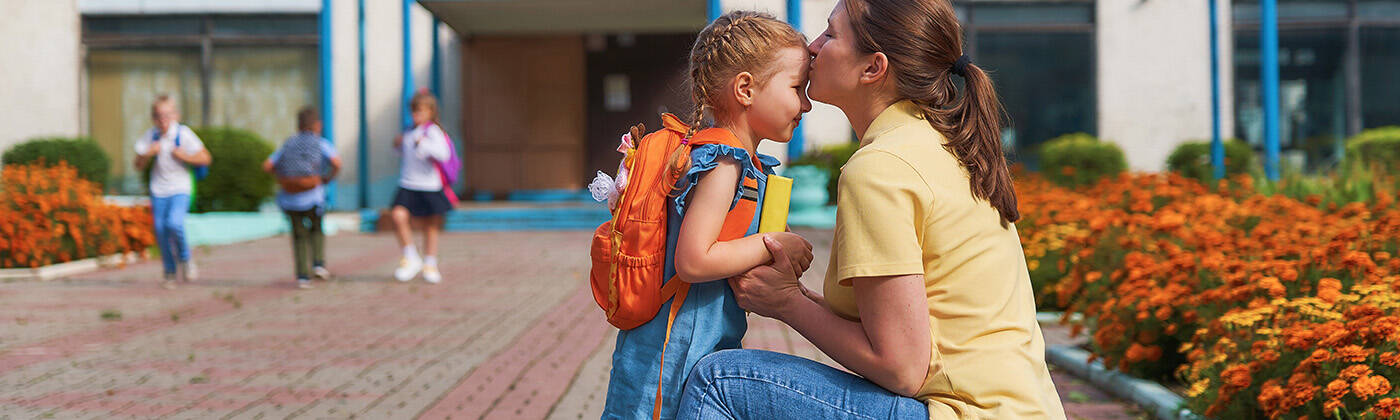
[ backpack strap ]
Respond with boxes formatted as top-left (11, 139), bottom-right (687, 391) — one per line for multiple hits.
top-left (652, 275), bottom-right (689, 420)
top-left (660, 113), bottom-right (689, 135)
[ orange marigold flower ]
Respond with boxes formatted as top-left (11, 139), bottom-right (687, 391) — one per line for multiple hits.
top-left (1340, 364), bottom-right (1373, 381)
top-left (1324, 398), bottom-right (1343, 414)
top-left (1305, 349), bottom-right (1333, 364)
top-left (1154, 306), bottom-right (1172, 321)
top-left (1258, 381), bottom-right (1287, 417)
top-left (1326, 379), bottom-right (1350, 400)
top-left (1353, 375), bottom-right (1392, 400)
top-left (1318, 287), bottom-right (1342, 304)
top-left (1319, 277), bottom-right (1342, 292)
top-left (1376, 398), bottom-right (1400, 418)
top-left (1380, 352), bottom-right (1400, 367)
top-left (1222, 364), bottom-right (1253, 389)
top-left (1337, 345), bottom-right (1372, 363)
top-left (1259, 276), bottom-right (1287, 298)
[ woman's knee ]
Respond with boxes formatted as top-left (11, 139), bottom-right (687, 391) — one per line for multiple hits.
top-left (688, 349), bottom-right (773, 383)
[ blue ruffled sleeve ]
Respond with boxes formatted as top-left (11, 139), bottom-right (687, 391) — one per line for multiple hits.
top-left (673, 144), bottom-right (779, 216)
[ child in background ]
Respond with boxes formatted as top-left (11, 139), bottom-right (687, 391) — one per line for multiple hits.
top-left (602, 11), bottom-right (815, 419)
top-left (390, 92), bottom-right (453, 284)
top-left (263, 106), bottom-right (342, 289)
top-left (133, 94), bottom-right (211, 290)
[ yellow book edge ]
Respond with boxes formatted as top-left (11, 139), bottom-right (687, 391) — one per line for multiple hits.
top-left (759, 175), bottom-right (793, 233)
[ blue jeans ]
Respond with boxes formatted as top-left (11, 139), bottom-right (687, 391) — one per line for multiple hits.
top-left (151, 194), bottom-right (191, 275)
top-left (677, 350), bottom-right (928, 420)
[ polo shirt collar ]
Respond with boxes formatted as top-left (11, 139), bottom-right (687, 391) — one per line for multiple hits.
top-left (861, 100), bottom-right (926, 147)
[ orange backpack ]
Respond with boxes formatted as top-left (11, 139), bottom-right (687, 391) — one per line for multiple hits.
top-left (590, 113), bottom-right (695, 330)
top-left (590, 114), bottom-right (760, 419)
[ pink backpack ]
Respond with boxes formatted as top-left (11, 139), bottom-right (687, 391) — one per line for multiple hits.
top-left (427, 123), bottom-right (462, 205)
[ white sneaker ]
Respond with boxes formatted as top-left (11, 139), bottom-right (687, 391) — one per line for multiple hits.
top-left (422, 265), bottom-right (442, 284)
top-left (313, 266), bottom-right (332, 281)
top-left (394, 257), bottom-right (422, 282)
top-left (180, 260), bottom-right (198, 282)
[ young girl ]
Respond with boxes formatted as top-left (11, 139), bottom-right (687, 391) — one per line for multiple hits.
top-left (602, 11), bottom-right (815, 419)
top-left (390, 92), bottom-right (453, 284)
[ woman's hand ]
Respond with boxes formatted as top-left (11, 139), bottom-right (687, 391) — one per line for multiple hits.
top-left (729, 236), bottom-right (808, 320)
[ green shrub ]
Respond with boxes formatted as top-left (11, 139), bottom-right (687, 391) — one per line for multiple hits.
top-left (1345, 126), bottom-right (1400, 177)
top-left (2, 137), bottom-right (111, 187)
top-left (190, 127), bottom-right (275, 212)
top-left (1165, 139), bottom-right (1255, 183)
top-left (1038, 133), bottom-right (1126, 189)
top-left (790, 141), bottom-right (862, 202)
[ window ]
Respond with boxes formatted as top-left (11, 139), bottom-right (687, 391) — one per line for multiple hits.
top-left (958, 1), bottom-right (1096, 167)
top-left (83, 15), bottom-right (319, 193)
top-left (1361, 27), bottom-right (1400, 128)
top-left (1232, 0), bottom-right (1400, 170)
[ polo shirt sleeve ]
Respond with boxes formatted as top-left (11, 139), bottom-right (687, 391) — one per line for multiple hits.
top-left (320, 138), bottom-right (338, 158)
top-left (831, 149), bottom-right (928, 286)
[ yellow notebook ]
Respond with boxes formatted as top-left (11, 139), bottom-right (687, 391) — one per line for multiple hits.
top-left (759, 175), bottom-right (793, 233)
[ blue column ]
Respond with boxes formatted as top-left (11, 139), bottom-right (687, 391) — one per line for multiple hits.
top-left (402, 0), bottom-right (415, 131)
top-left (1209, 0), bottom-right (1224, 180)
top-left (431, 17), bottom-right (442, 97)
top-left (357, 0), bottom-right (369, 208)
top-left (319, 0), bottom-right (337, 208)
top-left (1261, 0), bottom-right (1281, 181)
top-left (786, 0), bottom-right (805, 162)
top-left (708, 0), bottom-right (722, 21)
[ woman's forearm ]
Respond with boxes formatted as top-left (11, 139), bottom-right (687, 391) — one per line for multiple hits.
top-left (779, 292), bottom-right (924, 396)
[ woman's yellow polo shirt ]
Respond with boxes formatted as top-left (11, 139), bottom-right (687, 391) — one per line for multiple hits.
top-left (823, 100), bottom-right (1066, 419)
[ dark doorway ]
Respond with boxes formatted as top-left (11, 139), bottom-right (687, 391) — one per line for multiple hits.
top-left (585, 33), bottom-right (696, 178)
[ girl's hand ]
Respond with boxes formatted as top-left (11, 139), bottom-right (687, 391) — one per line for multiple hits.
top-left (767, 232), bottom-right (814, 277)
top-left (394, 134), bottom-right (403, 149)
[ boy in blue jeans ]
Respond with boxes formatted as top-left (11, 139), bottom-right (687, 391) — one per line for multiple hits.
top-left (263, 106), bottom-right (342, 289)
top-left (134, 95), bottom-right (211, 289)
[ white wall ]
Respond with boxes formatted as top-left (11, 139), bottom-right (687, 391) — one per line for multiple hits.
top-left (0, 0), bottom-right (82, 154)
top-left (317, 1), bottom-right (462, 209)
top-left (78, 0), bottom-right (318, 14)
top-left (324, 1), bottom-right (459, 209)
top-left (795, 0), bottom-right (852, 156)
top-left (1097, 0), bottom-right (1234, 171)
top-left (329, 0), bottom-right (360, 210)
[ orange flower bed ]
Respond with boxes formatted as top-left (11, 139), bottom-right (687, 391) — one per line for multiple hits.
top-left (1016, 170), bottom-right (1400, 418)
top-left (0, 163), bottom-right (154, 269)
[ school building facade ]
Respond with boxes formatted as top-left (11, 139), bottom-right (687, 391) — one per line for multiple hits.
top-left (2, 0), bottom-right (1398, 210)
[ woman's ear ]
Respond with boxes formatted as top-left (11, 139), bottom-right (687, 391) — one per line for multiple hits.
top-left (731, 71), bottom-right (756, 108)
top-left (858, 52), bottom-right (890, 85)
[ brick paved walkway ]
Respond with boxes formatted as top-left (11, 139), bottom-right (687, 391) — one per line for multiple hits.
top-left (0, 229), bottom-right (1146, 419)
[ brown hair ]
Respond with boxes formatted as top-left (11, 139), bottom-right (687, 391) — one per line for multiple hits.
top-left (666, 11), bottom-right (807, 182)
top-left (409, 90), bottom-right (440, 126)
top-left (845, 0), bottom-right (1019, 225)
top-left (296, 106), bottom-right (320, 131)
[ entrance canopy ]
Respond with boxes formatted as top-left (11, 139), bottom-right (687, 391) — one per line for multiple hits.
top-left (420, 0), bottom-right (709, 35)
